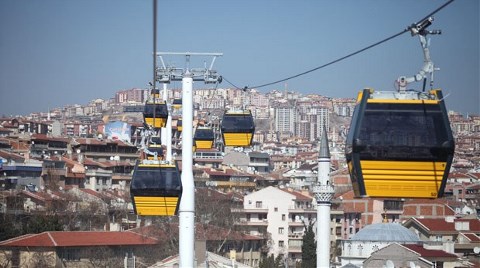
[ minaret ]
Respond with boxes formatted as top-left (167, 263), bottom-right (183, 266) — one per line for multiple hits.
top-left (313, 127), bottom-right (335, 267)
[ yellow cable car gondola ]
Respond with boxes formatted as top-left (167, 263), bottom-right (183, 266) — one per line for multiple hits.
top-left (177, 119), bottom-right (182, 132)
top-left (221, 110), bottom-right (255, 147)
top-left (130, 161), bottom-right (182, 216)
top-left (143, 101), bottom-right (168, 129)
top-left (345, 88), bottom-right (455, 199)
top-left (194, 126), bottom-right (215, 149)
top-left (172, 98), bottom-right (182, 110)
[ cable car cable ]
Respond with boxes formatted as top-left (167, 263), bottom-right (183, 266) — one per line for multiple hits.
top-left (222, 0), bottom-right (455, 91)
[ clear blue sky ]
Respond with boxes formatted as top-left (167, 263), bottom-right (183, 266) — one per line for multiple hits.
top-left (1, 0), bottom-right (478, 116)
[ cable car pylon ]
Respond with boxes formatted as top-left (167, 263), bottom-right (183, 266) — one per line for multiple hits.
top-left (156, 51), bottom-right (222, 268)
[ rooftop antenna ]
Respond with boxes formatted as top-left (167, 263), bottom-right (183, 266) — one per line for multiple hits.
top-left (396, 16), bottom-right (441, 92)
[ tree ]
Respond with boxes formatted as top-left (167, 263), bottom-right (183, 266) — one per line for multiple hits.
top-left (88, 247), bottom-right (124, 268)
top-left (23, 214), bottom-right (63, 234)
top-left (0, 214), bottom-right (23, 241)
top-left (259, 253), bottom-right (283, 268)
top-left (301, 221), bottom-right (316, 268)
top-left (26, 250), bottom-right (56, 268)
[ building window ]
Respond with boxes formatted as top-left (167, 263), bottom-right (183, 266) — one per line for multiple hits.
top-left (357, 244), bottom-right (363, 256)
top-left (282, 214), bottom-right (286, 221)
top-left (279, 227), bottom-right (284, 234)
top-left (279, 240), bottom-right (284, 247)
top-left (274, 207), bottom-right (278, 212)
top-left (256, 201), bottom-right (262, 208)
top-left (383, 200), bottom-right (403, 211)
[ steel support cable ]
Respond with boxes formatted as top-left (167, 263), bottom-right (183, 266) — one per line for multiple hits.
top-left (223, 0), bottom-right (454, 91)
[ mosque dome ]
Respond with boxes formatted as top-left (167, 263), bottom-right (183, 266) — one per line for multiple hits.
top-left (351, 223), bottom-right (419, 243)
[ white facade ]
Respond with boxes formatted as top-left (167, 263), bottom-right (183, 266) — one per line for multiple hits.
top-left (274, 106), bottom-right (296, 135)
top-left (85, 169), bottom-right (112, 191)
top-left (237, 186), bottom-right (316, 263)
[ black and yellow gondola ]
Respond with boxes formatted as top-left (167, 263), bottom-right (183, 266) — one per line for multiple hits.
top-left (143, 100), bottom-right (168, 129)
top-left (345, 88), bottom-right (455, 199)
top-left (194, 126), bottom-right (215, 149)
top-left (176, 119), bottom-right (183, 132)
top-left (221, 110), bottom-right (255, 147)
top-left (172, 98), bottom-right (182, 110)
top-left (130, 162), bottom-right (182, 216)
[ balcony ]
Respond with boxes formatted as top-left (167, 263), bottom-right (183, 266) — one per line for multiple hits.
top-left (288, 233), bottom-right (303, 240)
top-left (231, 207), bottom-right (268, 213)
top-left (236, 219), bottom-right (269, 226)
top-left (249, 162), bottom-right (269, 167)
top-left (289, 205), bottom-right (316, 213)
top-left (288, 246), bottom-right (302, 253)
top-left (288, 221), bottom-right (305, 227)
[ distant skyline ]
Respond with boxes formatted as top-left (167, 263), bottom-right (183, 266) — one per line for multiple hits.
top-left (1, 0), bottom-right (478, 116)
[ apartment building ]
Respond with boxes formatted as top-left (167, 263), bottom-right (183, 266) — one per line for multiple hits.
top-left (274, 105), bottom-right (296, 137)
top-left (233, 186), bottom-right (318, 263)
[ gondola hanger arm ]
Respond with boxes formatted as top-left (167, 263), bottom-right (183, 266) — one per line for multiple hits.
top-left (396, 17), bottom-right (441, 92)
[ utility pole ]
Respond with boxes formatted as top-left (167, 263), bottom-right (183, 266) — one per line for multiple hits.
top-left (313, 127), bottom-right (335, 267)
top-left (156, 52), bottom-right (222, 267)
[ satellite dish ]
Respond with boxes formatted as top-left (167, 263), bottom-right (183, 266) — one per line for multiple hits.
top-left (474, 247), bottom-right (480, 254)
top-left (409, 261), bottom-right (416, 268)
top-left (385, 260), bottom-right (394, 268)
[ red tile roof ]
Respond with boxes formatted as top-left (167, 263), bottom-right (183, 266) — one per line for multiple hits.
top-left (31, 134), bottom-right (69, 143)
top-left (414, 218), bottom-right (456, 232)
top-left (279, 188), bottom-right (312, 201)
top-left (463, 233), bottom-right (480, 242)
top-left (0, 231), bottom-right (158, 247)
top-left (414, 218), bottom-right (480, 232)
top-left (403, 244), bottom-right (458, 258)
top-left (0, 150), bottom-right (25, 162)
top-left (79, 188), bottom-right (104, 199)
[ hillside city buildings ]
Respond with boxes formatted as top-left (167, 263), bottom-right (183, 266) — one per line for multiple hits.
top-left (0, 87), bottom-right (479, 267)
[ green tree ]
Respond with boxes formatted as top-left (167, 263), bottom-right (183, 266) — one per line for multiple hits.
top-left (301, 221), bottom-right (316, 268)
top-left (0, 214), bottom-right (23, 241)
top-left (259, 253), bottom-right (283, 268)
top-left (23, 214), bottom-right (63, 234)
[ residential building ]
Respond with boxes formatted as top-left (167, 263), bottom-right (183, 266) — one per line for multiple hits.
top-left (233, 186), bottom-right (318, 264)
top-left (274, 105), bottom-right (296, 138)
top-left (403, 217), bottom-right (480, 257)
top-left (363, 243), bottom-right (464, 268)
top-left (0, 231), bottom-right (159, 267)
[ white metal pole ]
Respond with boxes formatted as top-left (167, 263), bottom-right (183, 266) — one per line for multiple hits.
top-left (179, 71), bottom-right (195, 267)
top-left (166, 115), bottom-right (172, 162)
top-left (161, 83), bottom-right (168, 146)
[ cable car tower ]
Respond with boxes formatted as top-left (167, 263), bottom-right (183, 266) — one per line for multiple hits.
top-left (156, 52), bottom-right (222, 268)
top-left (346, 17), bottom-right (455, 199)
